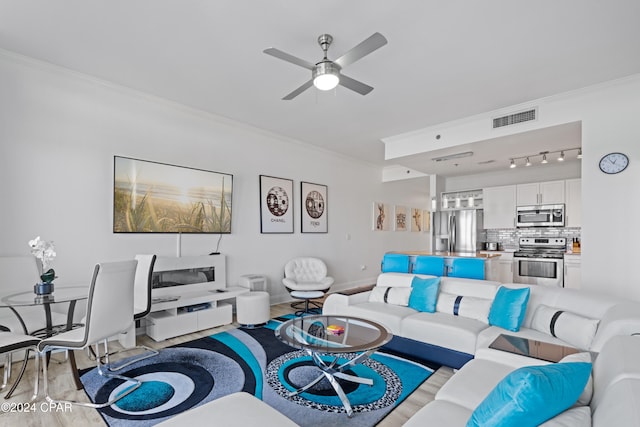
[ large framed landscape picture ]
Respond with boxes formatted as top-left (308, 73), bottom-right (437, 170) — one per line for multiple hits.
top-left (260, 175), bottom-right (294, 233)
top-left (113, 156), bottom-right (233, 233)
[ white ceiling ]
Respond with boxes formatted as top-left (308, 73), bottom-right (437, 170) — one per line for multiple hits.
top-left (2, 1), bottom-right (639, 176)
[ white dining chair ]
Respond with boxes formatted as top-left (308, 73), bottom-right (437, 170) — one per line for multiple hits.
top-left (108, 254), bottom-right (159, 371)
top-left (38, 260), bottom-right (141, 407)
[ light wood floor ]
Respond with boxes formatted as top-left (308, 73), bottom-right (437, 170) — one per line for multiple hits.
top-left (0, 301), bottom-right (453, 426)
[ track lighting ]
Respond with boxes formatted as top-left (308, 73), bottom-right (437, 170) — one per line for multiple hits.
top-left (507, 147), bottom-right (580, 169)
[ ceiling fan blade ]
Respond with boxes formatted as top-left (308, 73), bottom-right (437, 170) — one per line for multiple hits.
top-left (334, 32), bottom-right (388, 68)
top-left (263, 47), bottom-right (315, 70)
top-left (282, 80), bottom-right (314, 100)
top-left (338, 74), bottom-right (374, 96)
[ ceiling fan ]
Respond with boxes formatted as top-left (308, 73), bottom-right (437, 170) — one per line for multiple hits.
top-left (263, 32), bottom-right (387, 100)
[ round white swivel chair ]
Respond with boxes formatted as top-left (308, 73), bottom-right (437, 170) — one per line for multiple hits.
top-left (282, 257), bottom-right (334, 316)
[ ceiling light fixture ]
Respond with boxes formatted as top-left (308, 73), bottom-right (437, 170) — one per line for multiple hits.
top-left (506, 147), bottom-right (581, 169)
top-left (313, 61), bottom-right (340, 91)
top-left (432, 151), bottom-right (474, 162)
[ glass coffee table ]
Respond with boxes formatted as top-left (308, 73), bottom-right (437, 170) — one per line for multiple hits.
top-left (275, 315), bottom-right (392, 417)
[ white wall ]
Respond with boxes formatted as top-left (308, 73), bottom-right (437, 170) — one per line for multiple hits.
top-left (0, 52), bottom-right (430, 303)
top-left (384, 74), bottom-right (640, 300)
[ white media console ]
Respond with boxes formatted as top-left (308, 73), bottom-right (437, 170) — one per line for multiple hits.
top-left (145, 254), bottom-right (248, 341)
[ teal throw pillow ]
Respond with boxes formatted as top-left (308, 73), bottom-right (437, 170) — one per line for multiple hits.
top-left (488, 286), bottom-right (530, 332)
top-left (408, 277), bottom-right (441, 312)
top-left (467, 362), bottom-right (593, 427)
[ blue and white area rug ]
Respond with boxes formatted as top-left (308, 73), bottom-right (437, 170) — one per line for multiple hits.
top-left (80, 316), bottom-right (435, 427)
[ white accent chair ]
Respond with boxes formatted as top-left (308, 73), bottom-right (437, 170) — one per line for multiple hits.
top-left (38, 260), bottom-right (141, 407)
top-left (282, 257), bottom-right (334, 315)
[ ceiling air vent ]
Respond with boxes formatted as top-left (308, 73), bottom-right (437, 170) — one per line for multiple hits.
top-left (493, 108), bottom-right (537, 129)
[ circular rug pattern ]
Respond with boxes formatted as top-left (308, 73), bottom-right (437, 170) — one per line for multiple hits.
top-left (87, 347), bottom-right (246, 421)
top-left (266, 350), bottom-right (402, 414)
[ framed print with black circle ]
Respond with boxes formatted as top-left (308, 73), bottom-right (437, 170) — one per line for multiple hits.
top-left (301, 181), bottom-right (327, 233)
top-left (259, 175), bottom-right (293, 233)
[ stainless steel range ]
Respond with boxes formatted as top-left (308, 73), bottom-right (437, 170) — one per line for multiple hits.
top-left (513, 237), bottom-right (566, 287)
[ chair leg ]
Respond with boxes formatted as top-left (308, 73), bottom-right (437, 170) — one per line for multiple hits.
top-left (108, 345), bottom-right (159, 371)
top-left (41, 340), bottom-right (142, 408)
top-left (1, 354), bottom-right (9, 390)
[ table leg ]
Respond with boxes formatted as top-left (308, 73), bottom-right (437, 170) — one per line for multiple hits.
top-left (324, 371), bottom-right (354, 417)
top-left (65, 300), bottom-right (83, 390)
top-left (288, 350), bottom-right (376, 417)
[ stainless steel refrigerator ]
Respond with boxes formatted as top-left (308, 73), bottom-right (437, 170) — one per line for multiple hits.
top-left (432, 209), bottom-right (484, 253)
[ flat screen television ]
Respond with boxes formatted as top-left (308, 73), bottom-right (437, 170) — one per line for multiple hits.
top-left (113, 156), bottom-right (233, 233)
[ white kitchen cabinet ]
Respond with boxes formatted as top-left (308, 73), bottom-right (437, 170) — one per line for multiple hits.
top-left (564, 254), bottom-right (581, 289)
top-left (516, 180), bottom-right (565, 205)
top-left (565, 178), bottom-right (582, 227)
top-left (483, 185), bottom-right (516, 229)
top-left (481, 251), bottom-right (514, 283)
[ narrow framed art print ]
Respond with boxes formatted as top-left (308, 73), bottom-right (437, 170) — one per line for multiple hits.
top-left (301, 181), bottom-right (327, 233)
top-left (259, 175), bottom-right (294, 233)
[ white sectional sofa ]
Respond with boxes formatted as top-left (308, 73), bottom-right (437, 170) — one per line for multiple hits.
top-left (405, 334), bottom-right (640, 426)
top-left (323, 272), bottom-right (640, 425)
top-left (323, 273), bottom-right (640, 368)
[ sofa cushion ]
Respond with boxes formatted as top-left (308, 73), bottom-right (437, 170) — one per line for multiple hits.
top-left (560, 352), bottom-right (594, 406)
top-left (403, 400), bottom-right (472, 427)
top-left (376, 272), bottom-right (435, 288)
top-left (439, 277), bottom-right (501, 299)
top-left (539, 407), bottom-right (591, 427)
top-left (488, 286), bottom-right (530, 332)
top-left (408, 276), bottom-right (440, 312)
top-left (435, 358), bottom-right (514, 410)
top-left (531, 304), bottom-right (599, 350)
top-left (341, 301), bottom-right (417, 333)
top-left (369, 286), bottom-right (412, 306)
top-left (591, 334), bottom-right (640, 411)
top-left (401, 311), bottom-right (488, 355)
top-left (436, 293), bottom-right (492, 323)
top-left (592, 378), bottom-right (640, 426)
top-left (467, 362), bottom-right (592, 427)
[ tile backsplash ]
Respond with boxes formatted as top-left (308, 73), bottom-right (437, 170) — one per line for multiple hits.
top-left (484, 228), bottom-right (581, 250)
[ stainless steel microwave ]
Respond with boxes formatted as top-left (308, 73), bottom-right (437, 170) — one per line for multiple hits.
top-left (516, 204), bottom-right (565, 228)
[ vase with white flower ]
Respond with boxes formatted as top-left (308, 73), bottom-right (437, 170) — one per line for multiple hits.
top-left (29, 236), bottom-right (57, 295)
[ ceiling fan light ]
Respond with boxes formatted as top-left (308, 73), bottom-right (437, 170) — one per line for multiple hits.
top-left (313, 61), bottom-right (340, 91)
top-left (313, 73), bottom-right (339, 91)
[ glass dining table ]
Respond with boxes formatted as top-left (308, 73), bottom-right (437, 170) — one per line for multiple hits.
top-left (0, 285), bottom-right (89, 398)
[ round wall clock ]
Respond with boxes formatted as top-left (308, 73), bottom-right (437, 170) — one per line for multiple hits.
top-left (599, 152), bottom-right (629, 174)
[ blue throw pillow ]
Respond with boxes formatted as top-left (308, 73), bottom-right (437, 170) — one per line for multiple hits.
top-left (408, 277), bottom-right (440, 312)
top-left (467, 362), bottom-right (592, 427)
top-left (488, 286), bottom-right (530, 332)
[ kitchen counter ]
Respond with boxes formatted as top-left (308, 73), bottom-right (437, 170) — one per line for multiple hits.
top-left (390, 251), bottom-right (502, 259)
